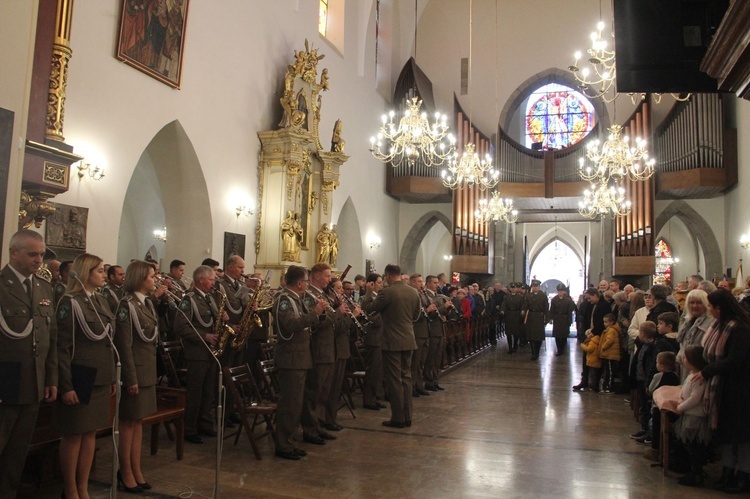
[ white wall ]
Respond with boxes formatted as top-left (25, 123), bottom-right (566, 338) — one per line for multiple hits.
top-left (725, 99), bottom-right (750, 278)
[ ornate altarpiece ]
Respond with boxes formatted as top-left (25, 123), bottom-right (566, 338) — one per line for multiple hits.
top-left (255, 41), bottom-right (348, 279)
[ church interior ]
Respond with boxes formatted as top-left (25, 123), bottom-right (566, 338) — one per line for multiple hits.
top-left (3, 0), bottom-right (750, 497)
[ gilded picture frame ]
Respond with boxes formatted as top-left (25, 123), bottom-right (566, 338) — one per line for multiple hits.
top-left (115, 0), bottom-right (190, 89)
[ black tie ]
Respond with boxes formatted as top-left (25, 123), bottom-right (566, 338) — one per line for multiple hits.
top-left (24, 278), bottom-right (33, 302)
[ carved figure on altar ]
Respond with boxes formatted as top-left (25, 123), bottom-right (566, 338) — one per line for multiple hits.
top-left (316, 223), bottom-right (332, 264)
top-left (330, 224), bottom-right (339, 267)
top-left (279, 64), bottom-right (295, 127)
top-left (331, 119), bottom-right (345, 153)
top-left (320, 68), bottom-right (329, 90)
top-left (281, 210), bottom-right (303, 262)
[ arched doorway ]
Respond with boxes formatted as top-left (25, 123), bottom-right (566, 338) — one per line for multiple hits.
top-left (400, 210), bottom-right (451, 274)
top-left (529, 239), bottom-right (584, 299)
top-left (117, 120), bottom-right (212, 269)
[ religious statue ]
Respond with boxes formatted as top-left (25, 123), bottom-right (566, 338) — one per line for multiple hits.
top-left (281, 210), bottom-right (302, 262)
top-left (316, 223), bottom-right (332, 264)
top-left (331, 119), bottom-right (345, 153)
top-left (320, 68), bottom-right (329, 90)
top-left (330, 224), bottom-right (339, 267)
top-left (279, 64), bottom-right (295, 127)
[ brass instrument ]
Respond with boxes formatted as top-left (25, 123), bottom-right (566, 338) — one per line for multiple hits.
top-left (154, 275), bottom-right (184, 304)
top-left (35, 264), bottom-right (52, 283)
top-left (232, 287), bottom-right (274, 350)
top-left (212, 292), bottom-right (236, 357)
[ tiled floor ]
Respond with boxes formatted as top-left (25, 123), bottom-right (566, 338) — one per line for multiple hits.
top-left (24, 337), bottom-right (728, 498)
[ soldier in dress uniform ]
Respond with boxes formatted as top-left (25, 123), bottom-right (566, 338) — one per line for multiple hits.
top-left (523, 279), bottom-right (549, 360)
top-left (500, 283), bottom-right (524, 354)
top-left (549, 283), bottom-right (577, 356)
top-left (424, 275), bottom-right (451, 391)
top-left (102, 264), bottom-right (126, 313)
top-left (301, 263), bottom-right (345, 443)
top-left (215, 256), bottom-right (247, 381)
top-left (360, 273), bottom-right (386, 410)
top-left (53, 260), bottom-right (72, 305)
top-left (173, 265), bottom-right (221, 444)
top-left (272, 265), bottom-right (327, 460)
top-left (0, 230), bottom-right (57, 497)
top-left (409, 274), bottom-right (434, 397)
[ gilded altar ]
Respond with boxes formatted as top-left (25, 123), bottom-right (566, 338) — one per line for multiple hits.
top-left (255, 40), bottom-right (348, 279)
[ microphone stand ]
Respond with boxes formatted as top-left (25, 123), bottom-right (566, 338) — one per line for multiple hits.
top-left (69, 272), bottom-right (121, 499)
top-left (170, 300), bottom-right (224, 499)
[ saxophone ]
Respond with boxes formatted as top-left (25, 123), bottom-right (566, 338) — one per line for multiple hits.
top-left (212, 291), bottom-right (236, 357)
top-left (231, 287), bottom-right (274, 350)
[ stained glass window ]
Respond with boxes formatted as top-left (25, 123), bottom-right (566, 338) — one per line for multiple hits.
top-left (654, 239), bottom-right (676, 286)
top-left (319, 0), bottom-right (329, 36)
top-left (525, 83), bottom-right (596, 150)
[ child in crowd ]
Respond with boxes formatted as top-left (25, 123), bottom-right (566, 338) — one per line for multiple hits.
top-left (599, 313), bottom-right (621, 393)
top-left (672, 345), bottom-right (710, 487)
top-left (630, 321), bottom-right (657, 443)
top-left (646, 351), bottom-right (681, 452)
top-left (655, 312), bottom-right (680, 358)
top-left (580, 329), bottom-right (602, 392)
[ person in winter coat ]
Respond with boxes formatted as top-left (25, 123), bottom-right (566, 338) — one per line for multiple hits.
top-left (580, 329), bottom-right (602, 392)
top-left (599, 313), bottom-right (621, 393)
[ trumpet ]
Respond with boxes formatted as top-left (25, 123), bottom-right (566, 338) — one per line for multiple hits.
top-left (154, 275), bottom-right (184, 304)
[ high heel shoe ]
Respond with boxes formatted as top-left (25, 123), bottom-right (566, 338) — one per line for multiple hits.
top-left (117, 470), bottom-right (144, 493)
top-left (136, 481), bottom-right (152, 490)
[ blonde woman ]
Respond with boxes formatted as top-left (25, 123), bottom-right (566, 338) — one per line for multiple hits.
top-left (114, 260), bottom-right (159, 492)
top-left (55, 254), bottom-right (116, 499)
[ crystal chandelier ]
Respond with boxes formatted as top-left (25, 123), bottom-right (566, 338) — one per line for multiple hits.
top-left (568, 21), bottom-right (617, 102)
top-left (475, 191), bottom-right (518, 224)
top-left (369, 97), bottom-right (455, 168)
top-left (578, 124), bottom-right (655, 183)
top-left (578, 181), bottom-right (632, 219)
top-left (442, 143), bottom-right (499, 190)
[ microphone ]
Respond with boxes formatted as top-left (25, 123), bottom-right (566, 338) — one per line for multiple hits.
top-left (68, 269), bottom-right (122, 498)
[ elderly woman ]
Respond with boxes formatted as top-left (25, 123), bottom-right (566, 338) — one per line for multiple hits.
top-left (697, 289), bottom-right (750, 493)
top-left (676, 289), bottom-right (712, 382)
top-left (626, 291), bottom-right (648, 353)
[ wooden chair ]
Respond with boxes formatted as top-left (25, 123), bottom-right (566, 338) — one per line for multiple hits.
top-left (223, 364), bottom-right (277, 460)
top-left (341, 341), bottom-right (366, 417)
top-left (159, 339), bottom-right (187, 388)
top-left (144, 386), bottom-right (186, 460)
top-left (256, 358), bottom-right (280, 402)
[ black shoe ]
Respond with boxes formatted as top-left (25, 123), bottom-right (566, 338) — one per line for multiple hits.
top-left (136, 481), bottom-right (152, 490)
top-left (677, 473), bottom-right (704, 487)
top-left (405, 420), bottom-right (412, 427)
top-left (425, 385), bottom-right (439, 392)
top-left (302, 434), bottom-right (326, 445)
top-left (323, 423), bottom-right (343, 432)
top-left (363, 403), bottom-right (382, 410)
top-left (724, 470), bottom-right (750, 493)
top-left (412, 390), bottom-right (420, 398)
top-left (713, 467), bottom-right (735, 490)
top-left (229, 412), bottom-right (242, 424)
top-left (382, 420), bottom-right (405, 428)
top-left (275, 450), bottom-right (301, 460)
top-left (117, 470), bottom-right (144, 493)
top-left (416, 389), bottom-right (430, 396)
top-left (292, 448), bottom-right (307, 457)
top-left (318, 430), bottom-right (337, 440)
top-left (572, 384), bottom-right (586, 391)
top-left (434, 384), bottom-right (445, 391)
top-left (185, 434), bottom-right (203, 444)
top-left (630, 430), bottom-right (647, 439)
top-left (198, 427), bottom-right (217, 437)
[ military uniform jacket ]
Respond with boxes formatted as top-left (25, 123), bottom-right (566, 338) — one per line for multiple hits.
top-left (360, 291), bottom-right (382, 347)
top-left (0, 266), bottom-right (57, 404)
top-left (413, 289), bottom-right (431, 340)
top-left (523, 291), bottom-right (549, 341)
top-left (101, 284), bottom-right (125, 314)
top-left (500, 292), bottom-right (524, 335)
top-left (56, 291), bottom-right (116, 391)
top-left (273, 289), bottom-right (319, 370)
top-left (331, 295), bottom-right (352, 360)
top-left (114, 293), bottom-right (158, 388)
top-left (425, 289), bottom-right (447, 338)
top-left (303, 286), bottom-right (342, 364)
top-left (549, 295), bottom-right (576, 338)
top-left (216, 275), bottom-right (246, 325)
top-left (364, 281), bottom-right (419, 352)
top-left (174, 290), bottom-right (218, 361)
top-left (53, 280), bottom-right (66, 306)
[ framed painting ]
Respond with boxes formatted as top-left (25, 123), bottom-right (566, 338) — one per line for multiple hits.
top-left (224, 232), bottom-right (246, 268)
top-left (115, 0), bottom-right (190, 89)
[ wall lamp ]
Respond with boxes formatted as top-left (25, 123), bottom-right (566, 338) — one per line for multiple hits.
top-left (443, 255), bottom-right (453, 261)
top-left (367, 235), bottom-right (381, 250)
top-left (742, 234), bottom-right (750, 249)
top-left (235, 205), bottom-right (254, 218)
top-left (153, 227), bottom-right (167, 242)
top-left (77, 162), bottom-right (105, 180)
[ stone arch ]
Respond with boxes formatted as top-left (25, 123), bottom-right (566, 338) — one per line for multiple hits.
top-left (529, 226), bottom-right (585, 267)
top-left (400, 210), bottom-right (452, 273)
top-left (654, 200), bottom-right (722, 278)
top-left (117, 120), bottom-right (212, 269)
top-left (335, 196), bottom-right (364, 274)
top-left (529, 238), bottom-right (583, 270)
top-left (499, 67), bottom-right (611, 135)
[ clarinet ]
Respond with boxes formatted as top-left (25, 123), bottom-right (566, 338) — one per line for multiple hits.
top-left (418, 288), bottom-right (433, 323)
top-left (336, 292), bottom-right (367, 335)
top-left (341, 292), bottom-right (373, 327)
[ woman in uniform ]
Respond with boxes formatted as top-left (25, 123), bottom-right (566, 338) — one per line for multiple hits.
top-left (55, 253), bottom-right (116, 499)
top-left (114, 260), bottom-right (159, 492)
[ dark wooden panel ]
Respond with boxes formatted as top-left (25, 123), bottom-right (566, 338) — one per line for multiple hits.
top-left (614, 256), bottom-right (654, 277)
top-left (701, 1), bottom-right (750, 100)
top-left (655, 168), bottom-right (729, 199)
top-left (451, 255), bottom-right (492, 274)
top-left (386, 176), bottom-right (452, 204)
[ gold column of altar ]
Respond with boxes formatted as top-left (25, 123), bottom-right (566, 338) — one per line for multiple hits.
top-left (255, 41), bottom-right (348, 282)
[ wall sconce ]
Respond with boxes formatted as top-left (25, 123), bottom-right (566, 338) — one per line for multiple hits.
top-left (153, 227), bottom-right (167, 242)
top-left (742, 235), bottom-right (750, 249)
top-left (367, 235), bottom-right (381, 250)
top-left (77, 162), bottom-right (105, 181)
top-left (235, 205), bottom-right (253, 218)
top-left (443, 255), bottom-right (453, 261)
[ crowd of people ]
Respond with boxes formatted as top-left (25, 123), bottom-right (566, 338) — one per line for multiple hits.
top-left (3, 225), bottom-right (750, 496)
